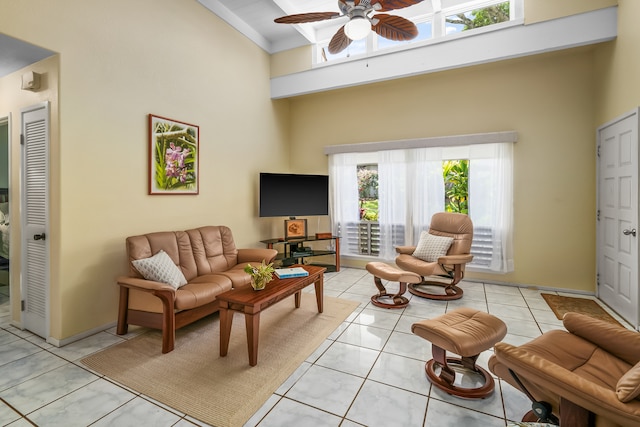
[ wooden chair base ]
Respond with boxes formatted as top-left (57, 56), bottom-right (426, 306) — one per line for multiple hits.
top-left (409, 281), bottom-right (463, 301)
top-left (371, 276), bottom-right (410, 308)
top-left (371, 293), bottom-right (410, 309)
top-left (425, 357), bottom-right (495, 399)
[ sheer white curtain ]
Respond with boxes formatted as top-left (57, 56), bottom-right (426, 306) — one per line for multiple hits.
top-left (378, 150), bottom-right (407, 260)
top-left (410, 147), bottom-right (446, 245)
top-left (378, 148), bottom-right (445, 260)
top-left (467, 143), bottom-right (514, 272)
top-left (328, 153), bottom-right (360, 255)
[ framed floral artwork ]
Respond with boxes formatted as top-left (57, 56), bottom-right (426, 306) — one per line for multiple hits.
top-left (148, 114), bottom-right (199, 195)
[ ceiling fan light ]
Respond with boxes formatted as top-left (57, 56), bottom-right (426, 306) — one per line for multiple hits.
top-left (344, 16), bottom-right (370, 40)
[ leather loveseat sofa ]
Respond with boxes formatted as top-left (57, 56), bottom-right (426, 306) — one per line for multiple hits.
top-left (116, 225), bottom-right (277, 353)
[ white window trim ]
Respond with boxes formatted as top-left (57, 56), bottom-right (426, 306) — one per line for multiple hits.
top-left (324, 130), bottom-right (517, 155)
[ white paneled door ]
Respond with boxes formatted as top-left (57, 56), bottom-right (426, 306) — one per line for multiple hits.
top-left (21, 102), bottom-right (49, 339)
top-left (597, 108), bottom-right (639, 330)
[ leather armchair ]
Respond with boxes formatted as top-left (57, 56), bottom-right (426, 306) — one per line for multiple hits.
top-left (395, 212), bottom-right (473, 300)
top-left (489, 312), bottom-right (640, 426)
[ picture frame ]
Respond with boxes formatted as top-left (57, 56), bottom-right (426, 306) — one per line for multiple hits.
top-left (149, 114), bottom-right (199, 195)
top-left (284, 219), bottom-right (307, 239)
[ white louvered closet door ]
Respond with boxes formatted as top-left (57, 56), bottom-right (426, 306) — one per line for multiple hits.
top-left (21, 102), bottom-right (49, 339)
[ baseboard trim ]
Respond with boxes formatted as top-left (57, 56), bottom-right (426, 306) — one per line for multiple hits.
top-left (47, 321), bottom-right (117, 348)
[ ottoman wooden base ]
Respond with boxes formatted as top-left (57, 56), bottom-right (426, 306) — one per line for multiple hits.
top-left (408, 281), bottom-right (463, 301)
top-left (366, 262), bottom-right (421, 309)
top-left (412, 308), bottom-right (507, 399)
top-left (426, 352), bottom-right (495, 399)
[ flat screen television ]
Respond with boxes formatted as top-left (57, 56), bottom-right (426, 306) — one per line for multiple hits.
top-left (259, 172), bottom-right (329, 218)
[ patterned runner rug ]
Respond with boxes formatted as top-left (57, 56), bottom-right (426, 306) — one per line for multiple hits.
top-left (541, 293), bottom-right (624, 328)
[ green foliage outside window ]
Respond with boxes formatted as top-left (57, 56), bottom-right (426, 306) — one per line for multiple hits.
top-left (443, 160), bottom-right (469, 214)
top-left (358, 166), bottom-right (379, 221)
top-left (446, 2), bottom-right (510, 31)
top-left (356, 160), bottom-right (469, 220)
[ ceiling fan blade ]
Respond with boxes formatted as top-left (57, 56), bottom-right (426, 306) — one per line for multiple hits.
top-left (376, 0), bottom-right (425, 12)
top-left (328, 26), bottom-right (352, 54)
top-left (372, 14), bottom-right (418, 41)
top-left (274, 12), bottom-right (340, 24)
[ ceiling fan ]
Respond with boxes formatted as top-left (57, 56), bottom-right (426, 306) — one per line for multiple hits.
top-left (274, 0), bottom-right (425, 54)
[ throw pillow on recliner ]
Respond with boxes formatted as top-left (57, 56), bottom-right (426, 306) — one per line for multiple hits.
top-left (412, 231), bottom-right (454, 262)
top-left (617, 360), bottom-right (640, 402)
top-left (132, 250), bottom-right (188, 289)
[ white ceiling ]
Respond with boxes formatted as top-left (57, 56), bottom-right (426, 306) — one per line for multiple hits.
top-left (0, 34), bottom-right (55, 78)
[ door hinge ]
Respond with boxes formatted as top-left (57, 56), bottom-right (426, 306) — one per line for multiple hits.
top-left (597, 210), bottom-right (600, 221)
top-left (597, 145), bottom-right (600, 157)
top-left (21, 300), bottom-right (25, 311)
top-left (20, 134), bottom-right (24, 145)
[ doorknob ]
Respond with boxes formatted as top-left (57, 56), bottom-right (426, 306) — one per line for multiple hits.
top-left (33, 233), bottom-right (46, 241)
top-left (622, 228), bottom-right (637, 237)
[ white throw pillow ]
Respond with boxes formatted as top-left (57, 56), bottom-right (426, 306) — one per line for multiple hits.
top-left (412, 232), bottom-right (454, 262)
top-left (132, 250), bottom-right (187, 289)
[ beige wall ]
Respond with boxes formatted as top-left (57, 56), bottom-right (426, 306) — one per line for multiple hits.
top-left (524, 0), bottom-right (617, 24)
top-left (0, 0), bottom-right (290, 340)
top-left (288, 47), bottom-right (598, 291)
top-left (594, 0), bottom-right (640, 123)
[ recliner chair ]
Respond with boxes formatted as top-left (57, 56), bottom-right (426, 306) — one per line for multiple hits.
top-left (489, 312), bottom-right (640, 427)
top-left (395, 212), bottom-right (473, 300)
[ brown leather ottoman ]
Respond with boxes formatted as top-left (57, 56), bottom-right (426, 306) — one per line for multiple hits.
top-left (412, 307), bottom-right (507, 399)
top-left (366, 262), bottom-right (422, 309)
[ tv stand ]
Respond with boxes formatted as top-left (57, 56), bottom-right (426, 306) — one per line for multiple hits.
top-left (260, 235), bottom-right (340, 272)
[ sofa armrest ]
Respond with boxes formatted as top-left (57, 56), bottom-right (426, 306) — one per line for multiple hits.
top-left (395, 246), bottom-right (417, 255)
top-left (237, 248), bottom-right (278, 264)
top-left (494, 342), bottom-right (640, 426)
top-left (116, 276), bottom-right (176, 293)
top-left (563, 312), bottom-right (640, 366)
top-left (437, 254), bottom-right (473, 265)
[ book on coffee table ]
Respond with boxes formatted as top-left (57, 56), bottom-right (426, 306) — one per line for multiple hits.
top-left (274, 267), bottom-right (309, 279)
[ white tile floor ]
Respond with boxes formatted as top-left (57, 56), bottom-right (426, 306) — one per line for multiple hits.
top-left (0, 269), bottom-right (632, 427)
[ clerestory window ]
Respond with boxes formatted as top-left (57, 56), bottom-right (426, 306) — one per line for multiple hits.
top-left (316, 0), bottom-right (521, 65)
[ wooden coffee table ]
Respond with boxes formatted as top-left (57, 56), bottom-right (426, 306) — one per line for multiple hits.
top-left (218, 264), bottom-right (326, 366)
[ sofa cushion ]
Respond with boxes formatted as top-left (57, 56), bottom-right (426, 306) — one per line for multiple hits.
top-left (175, 275), bottom-right (232, 310)
top-left (412, 231), bottom-right (454, 262)
top-left (217, 263), bottom-right (254, 290)
top-left (185, 226), bottom-right (239, 278)
top-left (132, 250), bottom-right (187, 289)
top-left (617, 361), bottom-right (640, 403)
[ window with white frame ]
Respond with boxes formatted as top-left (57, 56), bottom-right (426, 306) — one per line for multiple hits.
top-left (327, 138), bottom-right (514, 273)
top-left (317, 0), bottom-right (521, 65)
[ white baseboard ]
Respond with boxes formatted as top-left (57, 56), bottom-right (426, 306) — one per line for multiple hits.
top-left (47, 321), bottom-right (117, 348)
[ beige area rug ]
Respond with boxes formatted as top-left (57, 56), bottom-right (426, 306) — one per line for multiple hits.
top-left (82, 294), bottom-right (359, 427)
top-left (541, 293), bottom-right (624, 328)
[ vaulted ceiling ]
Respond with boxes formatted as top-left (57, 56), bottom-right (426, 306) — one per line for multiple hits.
top-left (198, 0), bottom-right (474, 53)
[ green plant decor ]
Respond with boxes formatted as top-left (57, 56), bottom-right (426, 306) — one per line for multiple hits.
top-left (244, 261), bottom-right (275, 290)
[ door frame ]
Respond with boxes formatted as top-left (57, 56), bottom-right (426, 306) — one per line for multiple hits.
top-left (0, 112), bottom-right (11, 317)
top-left (596, 107), bottom-right (640, 330)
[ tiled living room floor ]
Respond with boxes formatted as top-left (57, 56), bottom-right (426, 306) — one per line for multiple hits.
top-left (0, 267), bottom-right (632, 427)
